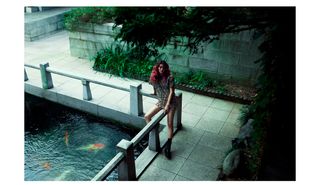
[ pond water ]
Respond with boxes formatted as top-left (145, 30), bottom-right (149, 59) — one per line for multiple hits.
top-left (24, 93), bottom-right (142, 181)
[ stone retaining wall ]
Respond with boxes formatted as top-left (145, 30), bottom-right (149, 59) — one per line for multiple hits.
top-left (25, 8), bottom-right (70, 41)
top-left (69, 23), bottom-right (263, 86)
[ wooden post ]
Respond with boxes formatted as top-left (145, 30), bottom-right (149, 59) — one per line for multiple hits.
top-left (81, 79), bottom-right (92, 100)
top-left (130, 83), bottom-right (143, 116)
top-left (117, 139), bottom-right (136, 181)
top-left (39, 62), bottom-right (53, 89)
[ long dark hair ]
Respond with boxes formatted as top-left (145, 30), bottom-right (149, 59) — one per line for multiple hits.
top-left (149, 60), bottom-right (171, 84)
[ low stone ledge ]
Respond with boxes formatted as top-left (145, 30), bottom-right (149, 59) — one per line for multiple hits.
top-left (176, 83), bottom-right (253, 105)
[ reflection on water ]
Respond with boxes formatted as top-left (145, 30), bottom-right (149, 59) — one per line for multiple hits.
top-left (25, 93), bottom-right (136, 181)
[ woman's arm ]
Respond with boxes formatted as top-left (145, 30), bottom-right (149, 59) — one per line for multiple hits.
top-left (164, 76), bottom-right (175, 112)
top-left (165, 86), bottom-right (174, 112)
top-left (153, 86), bottom-right (157, 96)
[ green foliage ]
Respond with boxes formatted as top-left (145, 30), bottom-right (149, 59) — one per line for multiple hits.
top-left (64, 7), bottom-right (115, 31)
top-left (174, 71), bottom-right (226, 92)
top-left (92, 42), bottom-right (160, 80)
top-left (238, 105), bottom-right (250, 125)
top-left (112, 7), bottom-right (272, 55)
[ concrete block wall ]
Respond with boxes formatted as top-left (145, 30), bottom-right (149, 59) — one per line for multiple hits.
top-left (164, 30), bottom-right (264, 85)
top-left (25, 8), bottom-right (70, 41)
top-left (25, 7), bottom-right (59, 13)
top-left (69, 23), bottom-right (118, 59)
top-left (69, 23), bottom-right (264, 86)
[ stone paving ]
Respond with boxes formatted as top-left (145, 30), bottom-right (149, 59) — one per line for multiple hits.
top-left (24, 30), bottom-right (244, 181)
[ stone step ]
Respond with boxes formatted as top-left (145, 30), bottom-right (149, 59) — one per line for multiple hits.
top-left (24, 7), bottom-right (71, 41)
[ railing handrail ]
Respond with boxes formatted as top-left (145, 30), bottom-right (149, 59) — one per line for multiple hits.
top-left (24, 63), bottom-right (130, 92)
top-left (24, 63), bottom-right (40, 70)
top-left (139, 89), bottom-right (157, 99)
top-left (91, 152), bottom-right (125, 181)
top-left (131, 110), bottom-right (165, 147)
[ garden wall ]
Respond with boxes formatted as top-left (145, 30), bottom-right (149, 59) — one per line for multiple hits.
top-left (68, 23), bottom-right (263, 86)
top-left (25, 8), bottom-right (71, 41)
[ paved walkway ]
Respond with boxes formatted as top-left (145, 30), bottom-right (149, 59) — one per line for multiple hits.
top-left (24, 30), bottom-right (243, 181)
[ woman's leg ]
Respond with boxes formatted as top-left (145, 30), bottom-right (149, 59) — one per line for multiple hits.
top-left (167, 107), bottom-right (175, 138)
top-left (144, 105), bottom-right (162, 123)
top-left (164, 107), bottom-right (175, 159)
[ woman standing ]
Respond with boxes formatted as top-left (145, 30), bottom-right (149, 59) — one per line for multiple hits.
top-left (144, 60), bottom-right (176, 159)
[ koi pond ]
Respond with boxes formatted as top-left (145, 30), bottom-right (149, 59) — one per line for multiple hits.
top-left (24, 93), bottom-right (143, 181)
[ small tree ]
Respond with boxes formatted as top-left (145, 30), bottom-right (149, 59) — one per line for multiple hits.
top-left (112, 7), bottom-right (273, 56)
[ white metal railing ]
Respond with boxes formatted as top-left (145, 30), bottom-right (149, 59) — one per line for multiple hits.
top-left (24, 62), bottom-right (182, 181)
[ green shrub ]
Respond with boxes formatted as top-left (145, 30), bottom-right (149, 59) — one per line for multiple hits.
top-left (92, 42), bottom-right (160, 80)
top-left (64, 7), bottom-right (115, 31)
top-left (175, 71), bottom-right (226, 92)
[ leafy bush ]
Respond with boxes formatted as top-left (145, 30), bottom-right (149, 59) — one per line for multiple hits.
top-left (92, 42), bottom-right (160, 80)
top-left (64, 7), bottom-right (115, 31)
top-left (175, 71), bottom-right (226, 92)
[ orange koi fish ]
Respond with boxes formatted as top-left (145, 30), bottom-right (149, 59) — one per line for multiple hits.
top-left (64, 131), bottom-right (69, 146)
top-left (77, 143), bottom-right (105, 152)
top-left (42, 162), bottom-right (51, 170)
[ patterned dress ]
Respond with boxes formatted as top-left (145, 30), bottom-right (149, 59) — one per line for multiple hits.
top-left (153, 76), bottom-right (177, 111)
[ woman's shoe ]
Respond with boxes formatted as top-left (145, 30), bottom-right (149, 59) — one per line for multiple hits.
top-left (164, 147), bottom-right (171, 159)
top-left (164, 138), bottom-right (172, 159)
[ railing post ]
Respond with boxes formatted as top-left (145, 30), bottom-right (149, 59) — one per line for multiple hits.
top-left (24, 68), bottom-right (28, 81)
top-left (117, 139), bottom-right (136, 181)
top-left (130, 83), bottom-right (143, 116)
top-left (148, 123), bottom-right (160, 152)
top-left (39, 62), bottom-right (53, 89)
top-left (81, 79), bottom-right (92, 100)
top-left (174, 92), bottom-right (182, 130)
